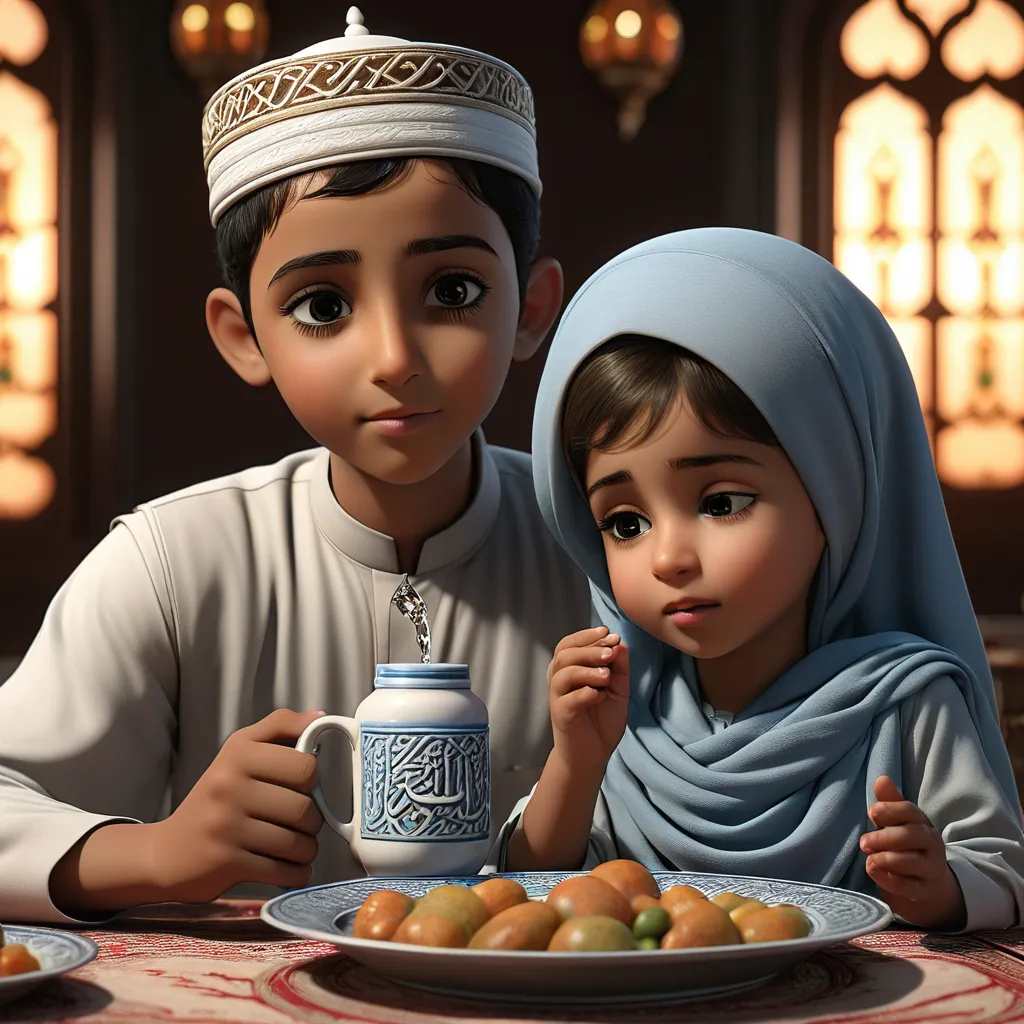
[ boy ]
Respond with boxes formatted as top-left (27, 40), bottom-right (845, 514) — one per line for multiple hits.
top-left (0, 10), bottom-right (590, 921)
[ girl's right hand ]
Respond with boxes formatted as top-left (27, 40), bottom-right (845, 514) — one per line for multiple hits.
top-left (548, 626), bottom-right (630, 772)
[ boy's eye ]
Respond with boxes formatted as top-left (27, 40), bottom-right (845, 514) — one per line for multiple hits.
top-left (291, 292), bottom-right (352, 326)
top-left (425, 274), bottom-right (484, 308)
top-left (603, 512), bottom-right (652, 541)
top-left (701, 493), bottom-right (756, 518)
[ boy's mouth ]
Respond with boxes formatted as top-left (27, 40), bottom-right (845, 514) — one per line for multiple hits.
top-left (362, 409), bottom-right (440, 436)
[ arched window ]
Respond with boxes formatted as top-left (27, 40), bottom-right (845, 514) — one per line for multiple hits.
top-left (0, 0), bottom-right (58, 517)
top-left (780, 0), bottom-right (1024, 491)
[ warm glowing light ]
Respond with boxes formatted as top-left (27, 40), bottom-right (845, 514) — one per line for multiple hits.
top-left (0, 449), bottom-right (54, 517)
top-left (840, 0), bottom-right (929, 80)
top-left (937, 86), bottom-right (1024, 317)
top-left (180, 3), bottom-right (209, 33)
top-left (4, 311), bottom-right (55, 389)
top-left (224, 2), bottom-right (255, 32)
top-left (888, 318), bottom-right (933, 407)
top-left (834, 85), bottom-right (933, 317)
top-left (656, 12), bottom-right (680, 40)
top-left (837, 0), bottom-right (1024, 490)
top-left (0, 61), bottom-right (58, 518)
top-left (941, 0), bottom-right (1024, 80)
top-left (936, 420), bottom-right (1024, 487)
top-left (0, 0), bottom-right (48, 66)
top-left (0, 390), bottom-right (55, 448)
top-left (905, 0), bottom-right (970, 35)
top-left (615, 9), bottom-right (643, 39)
top-left (937, 319), bottom-right (1024, 420)
top-left (583, 14), bottom-right (609, 43)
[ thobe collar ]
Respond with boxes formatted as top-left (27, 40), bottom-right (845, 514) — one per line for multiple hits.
top-left (309, 429), bottom-right (501, 574)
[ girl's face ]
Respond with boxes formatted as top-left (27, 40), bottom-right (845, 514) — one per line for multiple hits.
top-left (584, 395), bottom-right (825, 665)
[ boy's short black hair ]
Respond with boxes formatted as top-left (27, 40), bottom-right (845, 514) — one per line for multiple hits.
top-left (214, 157), bottom-right (541, 335)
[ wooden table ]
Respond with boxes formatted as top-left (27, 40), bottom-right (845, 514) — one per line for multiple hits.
top-left (4, 900), bottom-right (1024, 1023)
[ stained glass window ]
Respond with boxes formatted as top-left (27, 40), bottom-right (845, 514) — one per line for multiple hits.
top-left (0, 0), bottom-right (57, 518)
top-left (837, 0), bottom-right (1024, 487)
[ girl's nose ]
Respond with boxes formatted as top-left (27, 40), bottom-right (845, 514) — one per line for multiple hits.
top-left (650, 527), bottom-right (700, 582)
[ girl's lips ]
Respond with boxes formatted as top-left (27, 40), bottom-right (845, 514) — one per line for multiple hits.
top-left (667, 604), bottom-right (719, 626)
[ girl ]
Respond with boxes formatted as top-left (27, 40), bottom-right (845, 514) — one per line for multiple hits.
top-left (501, 228), bottom-right (1024, 932)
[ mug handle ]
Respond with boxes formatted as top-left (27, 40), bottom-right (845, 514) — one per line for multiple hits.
top-left (295, 715), bottom-right (359, 842)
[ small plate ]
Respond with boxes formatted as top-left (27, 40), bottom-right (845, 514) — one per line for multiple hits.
top-left (262, 870), bottom-right (892, 1003)
top-left (0, 926), bottom-right (98, 1005)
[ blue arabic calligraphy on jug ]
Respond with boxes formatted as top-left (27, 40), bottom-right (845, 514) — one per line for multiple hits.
top-left (296, 663), bottom-right (491, 876)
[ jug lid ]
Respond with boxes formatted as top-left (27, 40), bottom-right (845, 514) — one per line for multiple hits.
top-left (374, 663), bottom-right (471, 688)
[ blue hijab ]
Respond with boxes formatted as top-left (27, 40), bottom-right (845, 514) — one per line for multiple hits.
top-left (532, 228), bottom-right (1018, 890)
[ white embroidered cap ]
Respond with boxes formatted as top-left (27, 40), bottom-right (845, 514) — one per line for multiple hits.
top-left (202, 6), bottom-right (540, 226)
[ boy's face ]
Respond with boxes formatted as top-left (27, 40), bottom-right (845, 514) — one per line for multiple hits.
top-left (585, 395), bottom-right (825, 665)
top-left (236, 161), bottom-right (530, 485)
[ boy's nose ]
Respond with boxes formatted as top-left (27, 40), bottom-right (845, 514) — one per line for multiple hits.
top-left (365, 306), bottom-right (426, 386)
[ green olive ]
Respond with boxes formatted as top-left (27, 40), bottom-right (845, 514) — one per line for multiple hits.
top-left (636, 936), bottom-right (660, 951)
top-left (632, 906), bottom-right (672, 940)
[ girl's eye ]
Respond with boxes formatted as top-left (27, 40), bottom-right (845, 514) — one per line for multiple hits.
top-left (290, 291), bottom-right (352, 327)
top-left (600, 512), bottom-right (653, 542)
top-left (424, 274), bottom-right (484, 309)
top-left (701, 492), bottom-right (756, 518)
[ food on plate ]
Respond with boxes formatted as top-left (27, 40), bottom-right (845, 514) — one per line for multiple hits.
top-left (737, 905), bottom-right (812, 942)
top-left (352, 889), bottom-right (416, 940)
top-left (710, 891), bottom-right (749, 913)
top-left (471, 877), bottom-right (529, 917)
top-left (545, 875), bottom-right (633, 926)
top-left (589, 859), bottom-right (660, 904)
top-left (352, 860), bottom-right (812, 952)
top-left (630, 893), bottom-right (662, 916)
top-left (728, 899), bottom-right (768, 926)
top-left (0, 925), bottom-right (41, 977)
top-left (390, 884), bottom-right (490, 948)
top-left (660, 884), bottom-right (709, 920)
top-left (661, 900), bottom-right (742, 948)
top-left (468, 900), bottom-right (561, 950)
top-left (547, 914), bottom-right (636, 952)
top-left (632, 905), bottom-right (672, 942)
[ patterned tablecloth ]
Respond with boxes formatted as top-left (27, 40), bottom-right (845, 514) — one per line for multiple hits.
top-left (4, 900), bottom-right (1024, 1023)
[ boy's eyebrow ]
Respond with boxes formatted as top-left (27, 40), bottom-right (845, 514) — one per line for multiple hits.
top-left (586, 454), bottom-right (763, 500)
top-left (404, 235), bottom-right (499, 258)
top-left (269, 249), bottom-right (360, 286)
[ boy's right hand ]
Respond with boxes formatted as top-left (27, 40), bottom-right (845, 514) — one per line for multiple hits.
top-left (150, 708), bottom-right (325, 903)
top-left (548, 626), bottom-right (630, 773)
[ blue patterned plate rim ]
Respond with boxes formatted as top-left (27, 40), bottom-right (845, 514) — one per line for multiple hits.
top-left (261, 870), bottom-right (893, 958)
top-left (0, 925), bottom-right (98, 985)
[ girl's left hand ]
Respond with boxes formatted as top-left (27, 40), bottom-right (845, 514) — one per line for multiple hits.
top-left (860, 775), bottom-right (965, 930)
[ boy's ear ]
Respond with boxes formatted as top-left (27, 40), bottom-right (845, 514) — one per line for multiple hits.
top-left (512, 256), bottom-right (564, 362)
top-left (206, 287), bottom-right (272, 386)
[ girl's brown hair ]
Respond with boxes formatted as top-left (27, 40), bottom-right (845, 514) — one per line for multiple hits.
top-left (561, 335), bottom-right (781, 493)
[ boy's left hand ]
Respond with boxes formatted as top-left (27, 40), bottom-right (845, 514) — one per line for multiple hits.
top-left (860, 775), bottom-right (965, 930)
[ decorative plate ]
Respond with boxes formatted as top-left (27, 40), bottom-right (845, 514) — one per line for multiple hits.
top-left (262, 871), bottom-right (892, 1004)
top-left (0, 925), bottom-right (98, 1005)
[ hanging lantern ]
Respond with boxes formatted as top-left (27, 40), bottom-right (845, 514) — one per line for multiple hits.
top-left (579, 0), bottom-right (683, 141)
top-left (170, 0), bottom-right (270, 99)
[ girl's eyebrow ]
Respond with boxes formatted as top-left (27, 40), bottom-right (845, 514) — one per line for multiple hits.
top-left (668, 454), bottom-right (764, 470)
top-left (586, 454), bottom-right (763, 500)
